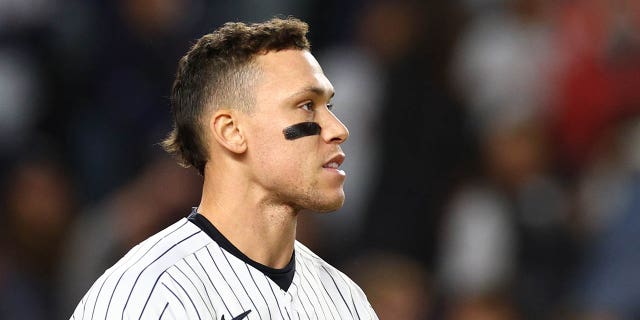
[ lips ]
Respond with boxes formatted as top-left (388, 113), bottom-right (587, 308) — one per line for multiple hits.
top-left (324, 162), bottom-right (340, 169)
top-left (323, 153), bottom-right (345, 170)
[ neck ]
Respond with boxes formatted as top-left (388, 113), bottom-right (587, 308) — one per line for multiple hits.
top-left (197, 171), bottom-right (298, 269)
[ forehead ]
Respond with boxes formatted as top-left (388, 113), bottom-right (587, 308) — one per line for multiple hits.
top-left (254, 50), bottom-right (333, 100)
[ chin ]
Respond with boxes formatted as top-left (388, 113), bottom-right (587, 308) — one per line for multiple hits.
top-left (312, 203), bottom-right (343, 213)
top-left (289, 185), bottom-right (345, 212)
top-left (308, 193), bottom-right (345, 213)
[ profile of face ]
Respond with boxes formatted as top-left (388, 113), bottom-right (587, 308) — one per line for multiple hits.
top-left (240, 49), bottom-right (349, 212)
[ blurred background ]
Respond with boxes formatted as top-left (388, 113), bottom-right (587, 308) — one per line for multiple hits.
top-left (1, 0), bottom-right (639, 319)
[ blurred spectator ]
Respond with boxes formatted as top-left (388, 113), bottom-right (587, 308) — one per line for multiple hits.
top-left (439, 185), bottom-right (516, 296)
top-left (451, 0), bottom-right (557, 136)
top-left (445, 1), bottom-right (579, 317)
top-left (548, 1), bottom-right (640, 315)
top-left (570, 117), bottom-right (640, 319)
top-left (550, 0), bottom-right (640, 172)
top-left (360, 0), bottom-right (475, 269)
top-left (0, 143), bottom-right (77, 319)
top-left (439, 120), bottom-right (575, 319)
top-left (59, 0), bottom-right (201, 201)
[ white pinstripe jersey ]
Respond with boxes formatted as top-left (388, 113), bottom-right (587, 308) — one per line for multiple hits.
top-left (69, 213), bottom-right (378, 320)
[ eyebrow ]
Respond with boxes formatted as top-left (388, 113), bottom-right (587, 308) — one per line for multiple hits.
top-left (288, 86), bottom-right (335, 100)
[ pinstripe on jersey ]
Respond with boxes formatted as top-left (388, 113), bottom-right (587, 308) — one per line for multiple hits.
top-left (69, 217), bottom-right (378, 319)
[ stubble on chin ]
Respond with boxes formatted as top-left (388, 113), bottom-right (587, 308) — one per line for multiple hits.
top-left (280, 181), bottom-right (345, 213)
top-left (297, 187), bottom-right (345, 213)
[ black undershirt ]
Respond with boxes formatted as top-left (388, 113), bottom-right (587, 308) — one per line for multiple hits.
top-left (187, 210), bottom-right (295, 291)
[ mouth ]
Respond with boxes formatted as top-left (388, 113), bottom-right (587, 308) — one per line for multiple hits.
top-left (322, 153), bottom-right (346, 175)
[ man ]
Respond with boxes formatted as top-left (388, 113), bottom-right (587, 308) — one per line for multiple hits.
top-left (69, 17), bottom-right (378, 319)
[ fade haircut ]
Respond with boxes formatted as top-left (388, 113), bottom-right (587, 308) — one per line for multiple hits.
top-left (162, 17), bottom-right (310, 175)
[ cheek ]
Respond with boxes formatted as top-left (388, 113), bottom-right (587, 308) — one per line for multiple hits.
top-left (269, 144), bottom-right (314, 173)
top-left (246, 119), bottom-right (318, 181)
top-left (251, 134), bottom-right (306, 174)
top-left (259, 143), bottom-right (318, 188)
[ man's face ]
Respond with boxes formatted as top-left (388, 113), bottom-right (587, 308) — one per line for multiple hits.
top-left (241, 49), bottom-right (349, 212)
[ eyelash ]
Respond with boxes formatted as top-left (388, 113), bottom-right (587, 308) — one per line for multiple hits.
top-left (300, 102), bottom-right (334, 111)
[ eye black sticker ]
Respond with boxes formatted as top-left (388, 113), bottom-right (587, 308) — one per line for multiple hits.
top-left (282, 122), bottom-right (321, 140)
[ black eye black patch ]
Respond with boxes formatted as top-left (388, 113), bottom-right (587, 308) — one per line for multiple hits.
top-left (282, 122), bottom-right (321, 140)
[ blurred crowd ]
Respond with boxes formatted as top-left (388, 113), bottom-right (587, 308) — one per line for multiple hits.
top-left (1, 0), bottom-right (639, 319)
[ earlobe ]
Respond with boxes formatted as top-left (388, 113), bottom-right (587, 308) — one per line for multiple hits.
top-left (211, 110), bottom-right (247, 154)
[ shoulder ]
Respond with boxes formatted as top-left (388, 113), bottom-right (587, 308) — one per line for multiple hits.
top-left (294, 241), bottom-right (369, 301)
top-left (295, 241), bottom-right (344, 278)
top-left (294, 241), bottom-right (379, 319)
top-left (104, 218), bottom-right (211, 282)
top-left (71, 218), bottom-right (213, 319)
top-left (294, 241), bottom-right (345, 280)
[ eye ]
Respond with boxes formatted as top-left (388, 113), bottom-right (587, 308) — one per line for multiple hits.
top-left (300, 102), bottom-right (314, 111)
top-left (327, 103), bottom-right (334, 111)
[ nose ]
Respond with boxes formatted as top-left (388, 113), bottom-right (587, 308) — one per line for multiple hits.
top-left (320, 109), bottom-right (349, 144)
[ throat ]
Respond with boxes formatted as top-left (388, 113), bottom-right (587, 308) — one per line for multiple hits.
top-left (188, 210), bottom-right (297, 291)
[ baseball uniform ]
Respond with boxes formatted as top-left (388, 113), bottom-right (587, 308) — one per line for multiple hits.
top-left (69, 209), bottom-right (377, 319)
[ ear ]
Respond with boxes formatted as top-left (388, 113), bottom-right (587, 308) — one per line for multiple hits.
top-left (210, 110), bottom-right (247, 154)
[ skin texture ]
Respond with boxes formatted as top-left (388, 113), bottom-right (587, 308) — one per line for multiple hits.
top-left (198, 49), bottom-right (349, 269)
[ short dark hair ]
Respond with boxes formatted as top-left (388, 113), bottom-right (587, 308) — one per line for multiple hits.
top-left (162, 17), bottom-right (311, 175)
